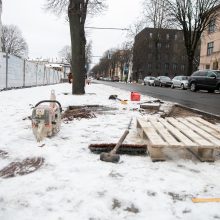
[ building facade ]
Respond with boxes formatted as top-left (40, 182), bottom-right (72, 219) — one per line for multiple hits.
top-left (199, 7), bottom-right (220, 70)
top-left (132, 28), bottom-right (189, 80)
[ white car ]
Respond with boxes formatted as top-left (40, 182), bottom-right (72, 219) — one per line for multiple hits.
top-left (144, 76), bottom-right (156, 86)
top-left (171, 76), bottom-right (189, 89)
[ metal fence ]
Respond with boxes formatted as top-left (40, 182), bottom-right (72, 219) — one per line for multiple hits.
top-left (0, 52), bottom-right (63, 90)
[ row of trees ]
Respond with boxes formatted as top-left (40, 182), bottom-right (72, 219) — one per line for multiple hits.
top-left (91, 43), bottom-right (132, 81)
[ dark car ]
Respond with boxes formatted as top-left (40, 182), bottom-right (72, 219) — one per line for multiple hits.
top-left (153, 76), bottom-right (172, 87)
top-left (188, 70), bottom-right (220, 92)
top-left (112, 76), bottom-right (119, 82)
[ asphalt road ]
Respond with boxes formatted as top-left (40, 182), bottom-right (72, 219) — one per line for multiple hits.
top-left (95, 80), bottom-right (220, 116)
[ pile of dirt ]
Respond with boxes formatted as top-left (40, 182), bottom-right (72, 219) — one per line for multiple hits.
top-left (164, 105), bottom-right (220, 124)
top-left (0, 157), bottom-right (44, 178)
top-left (62, 107), bottom-right (96, 122)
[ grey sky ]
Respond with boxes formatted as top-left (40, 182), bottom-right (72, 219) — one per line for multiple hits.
top-left (2, 0), bottom-right (142, 65)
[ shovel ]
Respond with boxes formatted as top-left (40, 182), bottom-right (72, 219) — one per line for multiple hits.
top-left (100, 118), bottom-right (133, 163)
top-left (109, 95), bottom-right (128, 104)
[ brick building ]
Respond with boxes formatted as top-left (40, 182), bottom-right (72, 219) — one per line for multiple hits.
top-left (132, 28), bottom-right (189, 80)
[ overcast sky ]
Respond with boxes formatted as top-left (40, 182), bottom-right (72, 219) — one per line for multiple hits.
top-left (2, 0), bottom-right (143, 65)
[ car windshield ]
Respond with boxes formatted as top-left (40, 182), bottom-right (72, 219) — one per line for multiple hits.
top-left (181, 76), bottom-right (188, 80)
top-left (161, 76), bottom-right (170, 80)
top-left (212, 71), bottom-right (220, 77)
top-left (150, 77), bottom-right (155, 80)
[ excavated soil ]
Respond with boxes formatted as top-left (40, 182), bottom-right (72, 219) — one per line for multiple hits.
top-left (0, 157), bottom-right (45, 178)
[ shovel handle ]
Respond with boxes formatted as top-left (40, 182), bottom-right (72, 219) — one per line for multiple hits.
top-left (111, 129), bottom-right (129, 154)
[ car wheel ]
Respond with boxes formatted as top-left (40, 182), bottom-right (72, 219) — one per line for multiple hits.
top-left (153, 82), bottom-right (156, 87)
top-left (208, 89), bottom-right (214, 93)
top-left (180, 84), bottom-right (184, 90)
top-left (190, 83), bottom-right (196, 92)
top-left (144, 83), bottom-right (146, 86)
top-left (171, 84), bottom-right (174, 89)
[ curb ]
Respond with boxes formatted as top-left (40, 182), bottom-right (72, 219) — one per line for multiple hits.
top-left (175, 104), bottom-right (220, 120)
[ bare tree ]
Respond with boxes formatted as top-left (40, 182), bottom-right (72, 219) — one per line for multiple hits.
top-left (46, 0), bottom-right (106, 94)
top-left (1, 25), bottom-right (28, 57)
top-left (165, 0), bottom-right (220, 75)
top-left (59, 40), bottom-right (92, 71)
top-left (143, 0), bottom-right (172, 28)
top-left (59, 45), bottom-right (71, 63)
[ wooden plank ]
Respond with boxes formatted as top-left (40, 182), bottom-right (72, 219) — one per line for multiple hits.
top-left (166, 118), bottom-right (213, 148)
top-left (186, 117), bottom-right (220, 139)
top-left (142, 124), bottom-right (167, 147)
top-left (192, 198), bottom-right (220, 203)
top-left (148, 118), bottom-right (182, 147)
top-left (158, 118), bottom-right (197, 147)
top-left (148, 145), bottom-right (166, 161)
top-left (176, 118), bottom-right (220, 147)
top-left (191, 117), bottom-right (220, 133)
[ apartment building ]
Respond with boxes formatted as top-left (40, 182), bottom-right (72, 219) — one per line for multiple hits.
top-left (132, 28), bottom-right (189, 80)
top-left (199, 6), bottom-right (220, 70)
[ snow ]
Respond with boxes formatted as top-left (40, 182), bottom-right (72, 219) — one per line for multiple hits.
top-left (0, 82), bottom-right (220, 220)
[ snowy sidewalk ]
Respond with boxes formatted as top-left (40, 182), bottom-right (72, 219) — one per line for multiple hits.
top-left (0, 83), bottom-right (220, 220)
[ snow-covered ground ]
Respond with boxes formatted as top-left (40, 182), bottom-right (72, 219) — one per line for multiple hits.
top-left (0, 82), bottom-right (220, 220)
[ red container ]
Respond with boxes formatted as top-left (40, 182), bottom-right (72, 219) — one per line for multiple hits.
top-left (131, 92), bottom-right (140, 101)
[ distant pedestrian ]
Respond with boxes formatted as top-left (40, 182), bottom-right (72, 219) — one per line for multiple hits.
top-left (68, 72), bottom-right (73, 83)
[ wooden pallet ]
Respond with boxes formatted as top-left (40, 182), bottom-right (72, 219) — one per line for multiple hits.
top-left (137, 117), bottom-right (220, 162)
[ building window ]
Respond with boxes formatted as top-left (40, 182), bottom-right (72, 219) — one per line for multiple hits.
top-left (149, 42), bottom-right (153, 48)
top-left (173, 63), bottom-right (178, 71)
top-left (181, 55), bottom-right (186, 61)
top-left (148, 63), bottom-right (152, 69)
top-left (174, 34), bottom-right (177, 40)
top-left (206, 64), bottom-right (210, 69)
top-left (165, 43), bottom-right (170, 48)
top-left (150, 33), bottom-right (153, 38)
top-left (156, 42), bottom-right (161, 48)
top-left (208, 19), bottom-right (215, 33)
top-left (148, 53), bottom-right (152, 59)
top-left (165, 63), bottom-right (169, 70)
top-left (156, 54), bottom-right (161, 60)
top-left (166, 34), bottom-right (169, 40)
top-left (207, 42), bottom-right (214, 55)
top-left (181, 65), bottom-right (185, 71)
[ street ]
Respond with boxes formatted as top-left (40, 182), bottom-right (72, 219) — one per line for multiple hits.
top-left (96, 80), bottom-right (220, 116)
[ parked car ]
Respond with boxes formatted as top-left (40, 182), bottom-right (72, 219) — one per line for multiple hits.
top-left (144, 76), bottom-right (156, 86)
top-left (112, 76), bottom-right (120, 82)
top-left (153, 76), bottom-right (172, 87)
top-left (171, 76), bottom-right (189, 89)
top-left (188, 70), bottom-right (220, 92)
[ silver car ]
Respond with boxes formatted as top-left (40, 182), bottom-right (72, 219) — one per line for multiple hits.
top-left (171, 76), bottom-right (189, 90)
top-left (144, 76), bottom-right (156, 86)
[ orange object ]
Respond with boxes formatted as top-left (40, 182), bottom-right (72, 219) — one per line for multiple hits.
top-left (131, 92), bottom-right (140, 101)
top-left (192, 198), bottom-right (220, 203)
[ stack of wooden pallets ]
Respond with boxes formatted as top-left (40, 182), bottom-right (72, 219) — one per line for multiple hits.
top-left (137, 117), bottom-right (220, 162)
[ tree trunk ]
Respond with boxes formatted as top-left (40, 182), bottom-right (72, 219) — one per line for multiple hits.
top-left (68, 2), bottom-right (85, 94)
top-left (187, 55), bottom-right (194, 76)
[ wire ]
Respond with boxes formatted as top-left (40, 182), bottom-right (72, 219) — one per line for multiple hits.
top-left (85, 26), bottom-right (129, 31)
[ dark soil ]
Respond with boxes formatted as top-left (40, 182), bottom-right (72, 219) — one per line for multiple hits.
top-left (163, 105), bottom-right (220, 124)
top-left (0, 157), bottom-right (44, 178)
top-left (62, 108), bottom-right (96, 122)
